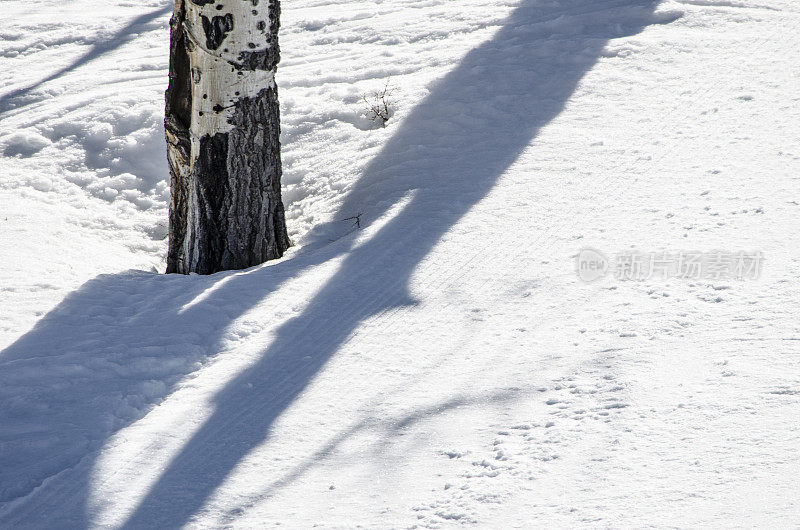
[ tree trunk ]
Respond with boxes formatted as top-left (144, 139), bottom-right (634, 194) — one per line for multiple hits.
top-left (165, 0), bottom-right (290, 275)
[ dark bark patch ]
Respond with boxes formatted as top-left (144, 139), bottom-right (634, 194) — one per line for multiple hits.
top-left (185, 86), bottom-right (289, 274)
top-left (192, 132), bottom-right (231, 274)
top-left (190, 0), bottom-right (215, 5)
top-left (166, 8), bottom-right (192, 129)
top-left (201, 13), bottom-right (234, 50)
top-left (234, 46), bottom-right (279, 71)
top-left (165, 2), bottom-right (192, 274)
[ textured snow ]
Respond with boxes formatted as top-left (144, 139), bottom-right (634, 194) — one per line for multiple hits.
top-left (1, 0), bottom-right (799, 527)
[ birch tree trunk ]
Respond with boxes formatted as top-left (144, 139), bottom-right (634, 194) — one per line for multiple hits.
top-left (165, 0), bottom-right (290, 275)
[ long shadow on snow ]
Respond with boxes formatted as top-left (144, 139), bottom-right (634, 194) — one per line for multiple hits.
top-left (0, 1), bottom-right (665, 527)
top-left (0, 4), bottom-right (172, 117)
top-left (124, 1), bottom-right (665, 526)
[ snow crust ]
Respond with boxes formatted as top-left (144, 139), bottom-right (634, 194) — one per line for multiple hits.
top-left (1, 0), bottom-right (799, 527)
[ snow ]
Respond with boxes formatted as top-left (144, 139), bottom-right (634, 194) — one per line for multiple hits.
top-left (1, 0), bottom-right (799, 527)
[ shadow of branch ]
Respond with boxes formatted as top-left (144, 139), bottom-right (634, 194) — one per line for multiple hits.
top-left (0, 4), bottom-right (172, 117)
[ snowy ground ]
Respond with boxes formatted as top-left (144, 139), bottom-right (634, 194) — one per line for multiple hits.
top-left (1, 0), bottom-right (799, 527)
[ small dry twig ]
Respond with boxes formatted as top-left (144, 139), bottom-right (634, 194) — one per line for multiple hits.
top-left (363, 80), bottom-right (393, 127)
top-left (342, 213), bottom-right (364, 228)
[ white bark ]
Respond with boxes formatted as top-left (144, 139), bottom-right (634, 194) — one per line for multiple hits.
top-left (182, 1), bottom-right (276, 151)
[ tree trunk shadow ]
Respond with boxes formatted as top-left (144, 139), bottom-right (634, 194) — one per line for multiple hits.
top-left (0, 1), bottom-right (674, 527)
top-left (122, 1), bottom-right (667, 527)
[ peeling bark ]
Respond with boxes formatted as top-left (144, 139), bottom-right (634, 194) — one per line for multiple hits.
top-left (165, 0), bottom-right (290, 275)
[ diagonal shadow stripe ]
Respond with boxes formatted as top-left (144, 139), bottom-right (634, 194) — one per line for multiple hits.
top-left (0, 4), bottom-right (172, 117)
top-left (121, 1), bottom-right (665, 527)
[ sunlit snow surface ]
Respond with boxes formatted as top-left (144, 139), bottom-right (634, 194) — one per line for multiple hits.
top-left (1, 0), bottom-right (799, 527)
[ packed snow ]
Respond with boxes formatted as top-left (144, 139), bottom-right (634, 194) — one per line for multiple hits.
top-left (1, 0), bottom-right (799, 527)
